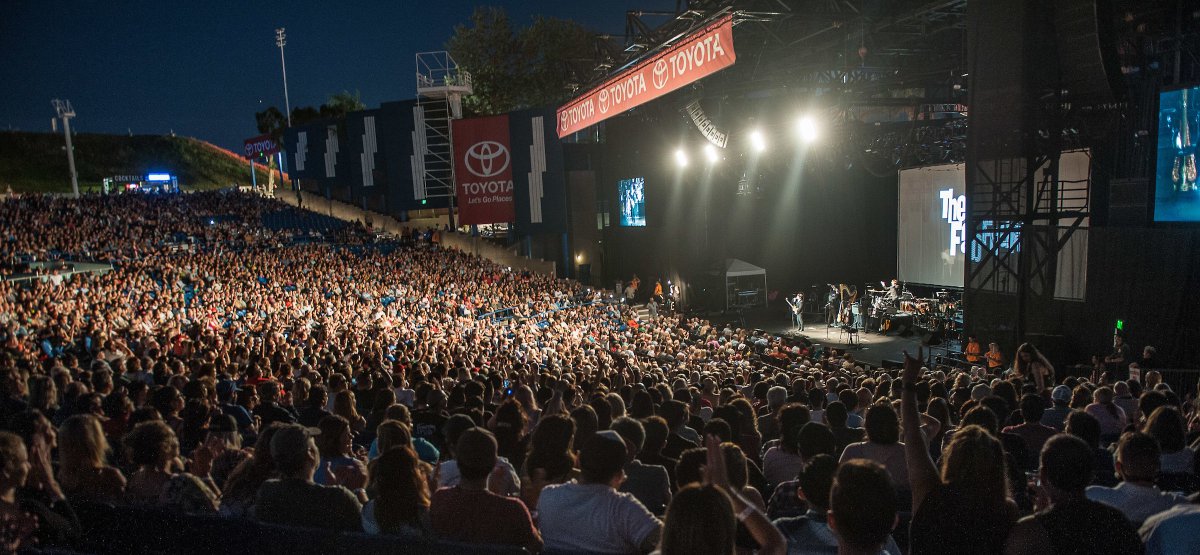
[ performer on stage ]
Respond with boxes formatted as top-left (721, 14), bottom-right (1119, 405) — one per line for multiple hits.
top-left (883, 279), bottom-right (901, 305)
top-left (787, 293), bottom-right (805, 331)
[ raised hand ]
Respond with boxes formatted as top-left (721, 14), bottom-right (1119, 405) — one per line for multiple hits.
top-left (901, 347), bottom-right (924, 384)
top-left (701, 433), bottom-right (731, 492)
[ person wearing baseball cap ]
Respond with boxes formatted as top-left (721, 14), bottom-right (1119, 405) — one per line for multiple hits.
top-left (253, 424), bottom-right (362, 531)
top-left (1042, 385), bottom-right (1074, 431)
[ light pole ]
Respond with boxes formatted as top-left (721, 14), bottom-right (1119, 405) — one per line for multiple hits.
top-left (51, 99), bottom-right (79, 198)
top-left (276, 27), bottom-right (296, 198)
top-left (275, 28), bottom-right (292, 126)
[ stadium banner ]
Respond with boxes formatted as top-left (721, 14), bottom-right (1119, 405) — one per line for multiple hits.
top-left (243, 134), bottom-right (280, 159)
top-left (452, 115), bottom-right (516, 225)
top-left (555, 13), bottom-right (736, 138)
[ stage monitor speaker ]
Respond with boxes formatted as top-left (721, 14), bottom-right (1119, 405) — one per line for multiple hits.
top-left (922, 330), bottom-right (944, 347)
top-left (1054, 0), bottom-right (1124, 104)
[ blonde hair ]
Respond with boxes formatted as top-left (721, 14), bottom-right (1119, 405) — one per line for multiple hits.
top-left (333, 390), bottom-right (360, 421)
top-left (58, 414), bottom-right (109, 474)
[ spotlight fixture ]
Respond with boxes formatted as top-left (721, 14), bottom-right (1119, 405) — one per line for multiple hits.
top-left (797, 115), bottom-right (819, 143)
top-left (704, 143), bottom-right (720, 163)
top-left (674, 148), bottom-right (689, 167)
top-left (749, 129), bottom-right (767, 152)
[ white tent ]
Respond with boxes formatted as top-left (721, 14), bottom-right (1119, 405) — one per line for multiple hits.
top-left (724, 258), bottom-right (767, 309)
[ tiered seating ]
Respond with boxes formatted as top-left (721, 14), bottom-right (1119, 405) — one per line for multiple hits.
top-left (261, 209), bottom-right (348, 233)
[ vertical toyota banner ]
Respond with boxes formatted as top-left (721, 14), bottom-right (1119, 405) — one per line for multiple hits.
top-left (453, 115), bottom-right (516, 225)
top-left (556, 13), bottom-right (737, 138)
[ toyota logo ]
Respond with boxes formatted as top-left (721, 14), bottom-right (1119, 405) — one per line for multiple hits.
top-left (652, 59), bottom-right (669, 90)
top-left (464, 141), bottom-right (510, 178)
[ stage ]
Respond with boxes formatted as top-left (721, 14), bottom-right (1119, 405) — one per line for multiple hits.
top-left (710, 305), bottom-right (965, 369)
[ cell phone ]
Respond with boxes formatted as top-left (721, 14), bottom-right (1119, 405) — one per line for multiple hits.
top-left (503, 380), bottom-right (511, 389)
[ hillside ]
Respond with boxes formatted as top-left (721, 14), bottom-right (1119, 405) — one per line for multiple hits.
top-left (0, 131), bottom-right (286, 193)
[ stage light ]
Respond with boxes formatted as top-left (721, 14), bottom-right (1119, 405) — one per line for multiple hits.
top-left (674, 148), bottom-right (688, 167)
top-left (704, 144), bottom-right (719, 163)
top-left (797, 115), bottom-right (819, 143)
top-left (749, 130), bottom-right (766, 152)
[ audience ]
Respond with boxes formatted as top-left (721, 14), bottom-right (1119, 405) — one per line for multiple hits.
top-left (0, 191), bottom-right (1195, 554)
top-left (254, 424), bottom-right (362, 531)
top-left (1086, 432), bottom-right (1188, 524)
top-left (1004, 435), bottom-right (1144, 555)
top-left (536, 431), bottom-right (662, 553)
top-left (429, 427), bottom-right (541, 551)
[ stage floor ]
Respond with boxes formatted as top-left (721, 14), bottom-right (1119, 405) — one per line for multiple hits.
top-left (711, 305), bottom-right (963, 368)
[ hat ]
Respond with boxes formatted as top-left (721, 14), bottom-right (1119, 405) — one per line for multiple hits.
top-left (216, 380), bottom-right (241, 398)
top-left (269, 424), bottom-right (320, 465)
top-left (1051, 385), bottom-right (1071, 403)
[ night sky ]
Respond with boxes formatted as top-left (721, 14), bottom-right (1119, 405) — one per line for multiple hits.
top-left (1, 1), bottom-right (676, 151)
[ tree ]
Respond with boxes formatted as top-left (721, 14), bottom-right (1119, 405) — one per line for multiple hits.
top-left (290, 106), bottom-right (321, 126)
top-left (255, 106), bottom-right (286, 141)
top-left (320, 90), bottom-right (366, 119)
top-left (447, 6), bottom-right (599, 115)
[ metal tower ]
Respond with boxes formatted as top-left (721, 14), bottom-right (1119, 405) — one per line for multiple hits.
top-left (411, 52), bottom-right (472, 214)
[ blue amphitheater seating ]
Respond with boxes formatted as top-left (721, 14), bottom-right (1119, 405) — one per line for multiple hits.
top-left (261, 209), bottom-right (348, 234)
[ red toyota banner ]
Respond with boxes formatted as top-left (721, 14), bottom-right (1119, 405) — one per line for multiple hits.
top-left (243, 134), bottom-right (280, 159)
top-left (556, 14), bottom-right (737, 138)
top-left (453, 115), bottom-right (516, 225)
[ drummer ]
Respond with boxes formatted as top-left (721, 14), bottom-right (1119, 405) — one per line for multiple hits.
top-left (883, 279), bottom-right (901, 305)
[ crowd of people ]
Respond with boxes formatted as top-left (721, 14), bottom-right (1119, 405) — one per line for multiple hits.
top-left (1, 190), bottom-right (1199, 554)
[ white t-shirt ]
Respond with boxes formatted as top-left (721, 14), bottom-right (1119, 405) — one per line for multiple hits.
top-left (1140, 504), bottom-right (1200, 555)
top-left (1086, 482), bottom-right (1189, 524)
top-left (537, 482), bottom-right (662, 554)
top-left (840, 441), bottom-right (909, 489)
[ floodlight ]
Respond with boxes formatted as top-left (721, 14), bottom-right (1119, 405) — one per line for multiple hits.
top-left (674, 148), bottom-right (689, 167)
top-left (749, 129), bottom-right (766, 152)
top-left (797, 116), bottom-right (819, 143)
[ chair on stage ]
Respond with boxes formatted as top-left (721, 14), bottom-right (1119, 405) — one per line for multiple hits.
top-left (839, 324), bottom-right (860, 347)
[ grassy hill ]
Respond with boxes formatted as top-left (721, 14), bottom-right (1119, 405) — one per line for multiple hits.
top-left (0, 131), bottom-right (286, 193)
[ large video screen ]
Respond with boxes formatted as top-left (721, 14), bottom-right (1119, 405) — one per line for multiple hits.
top-left (618, 177), bottom-right (646, 227)
top-left (1155, 85), bottom-right (1200, 222)
top-left (897, 163), bottom-right (967, 288)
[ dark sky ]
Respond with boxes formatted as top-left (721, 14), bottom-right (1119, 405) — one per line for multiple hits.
top-left (1, 1), bottom-right (676, 151)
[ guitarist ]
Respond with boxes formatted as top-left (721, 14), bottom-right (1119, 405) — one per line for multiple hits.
top-left (786, 293), bottom-right (805, 331)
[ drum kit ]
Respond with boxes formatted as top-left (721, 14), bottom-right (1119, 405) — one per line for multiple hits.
top-left (868, 287), bottom-right (962, 335)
